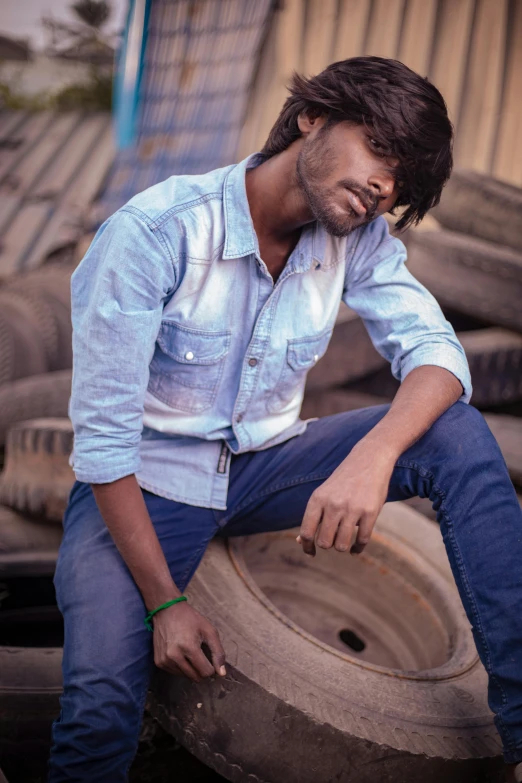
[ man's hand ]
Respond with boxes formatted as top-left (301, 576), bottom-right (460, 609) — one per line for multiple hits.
top-left (297, 442), bottom-right (395, 557)
top-left (297, 366), bottom-right (464, 557)
top-left (152, 601), bottom-right (227, 682)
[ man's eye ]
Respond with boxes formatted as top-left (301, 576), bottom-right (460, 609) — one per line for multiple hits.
top-left (369, 138), bottom-right (386, 156)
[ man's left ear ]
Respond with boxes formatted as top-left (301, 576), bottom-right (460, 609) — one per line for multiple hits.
top-left (297, 110), bottom-right (326, 134)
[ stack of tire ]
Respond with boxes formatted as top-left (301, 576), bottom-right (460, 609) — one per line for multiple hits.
top-left (0, 263), bottom-right (74, 782)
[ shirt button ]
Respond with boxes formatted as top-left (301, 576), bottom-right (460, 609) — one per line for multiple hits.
top-left (235, 413), bottom-right (243, 423)
top-left (185, 351), bottom-right (194, 361)
top-left (248, 358), bottom-right (258, 367)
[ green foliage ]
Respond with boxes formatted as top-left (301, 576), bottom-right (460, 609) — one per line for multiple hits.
top-left (53, 67), bottom-right (112, 109)
top-left (0, 81), bottom-right (50, 110)
top-left (0, 68), bottom-right (112, 111)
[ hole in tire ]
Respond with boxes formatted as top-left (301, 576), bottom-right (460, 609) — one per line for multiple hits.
top-left (0, 576), bottom-right (63, 647)
top-left (339, 628), bottom-right (366, 653)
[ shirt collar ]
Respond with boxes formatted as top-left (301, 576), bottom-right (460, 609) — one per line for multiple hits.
top-left (222, 153), bottom-right (263, 260)
top-left (222, 152), bottom-right (326, 270)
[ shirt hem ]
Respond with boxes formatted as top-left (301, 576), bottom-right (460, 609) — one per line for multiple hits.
top-left (136, 476), bottom-right (227, 511)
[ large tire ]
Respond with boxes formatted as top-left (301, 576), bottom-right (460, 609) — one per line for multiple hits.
top-left (348, 328), bottom-right (522, 408)
top-left (0, 293), bottom-right (48, 385)
top-left (148, 503), bottom-right (503, 783)
top-left (0, 370), bottom-right (72, 447)
top-left (0, 505), bottom-right (62, 578)
top-left (2, 289), bottom-right (59, 371)
top-left (0, 419), bottom-right (74, 523)
top-left (406, 230), bottom-right (522, 333)
top-left (3, 265), bottom-right (73, 372)
top-left (0, 318), bottom-right (14, 388)
top-left (305, 305), bottom-right (386, 392)
top-left (459, 329), bottom-right (522, 406)
top-left (432, 170), bottom-right (522, 253)
top-left (0, 575), bottom-right (63, 777)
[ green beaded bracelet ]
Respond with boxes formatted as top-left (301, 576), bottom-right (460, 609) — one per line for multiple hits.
top-left (144, 596), bottom-right (187, 631)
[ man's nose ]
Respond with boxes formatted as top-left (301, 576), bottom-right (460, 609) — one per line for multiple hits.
top-left (367, 171), bottom-right (395, 199)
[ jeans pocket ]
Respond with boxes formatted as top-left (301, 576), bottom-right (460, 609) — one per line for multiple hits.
top-left (267, 328), bottom-right (333, 414)
top-left (148, 320), bottom-right (231, 414)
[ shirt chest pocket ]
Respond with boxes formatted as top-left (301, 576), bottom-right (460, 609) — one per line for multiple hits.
top-left (148, 320), bottom-right (231, 414)
top-left (267, 328), bottom-right (333, 414)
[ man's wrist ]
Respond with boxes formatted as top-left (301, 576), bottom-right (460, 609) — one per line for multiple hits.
top-left (143, 584), bottom-right (182, 612)
top-left (350, 431), bottom-right (401, 466)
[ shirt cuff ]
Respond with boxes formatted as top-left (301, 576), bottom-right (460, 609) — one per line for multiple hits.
top-left (69, 446), bottom-right (141, 484)
top-left (396, 345), bottom-right (473, 404)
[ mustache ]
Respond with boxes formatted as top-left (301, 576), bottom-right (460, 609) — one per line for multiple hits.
top-left (339, 179), bottom-right (379, 219)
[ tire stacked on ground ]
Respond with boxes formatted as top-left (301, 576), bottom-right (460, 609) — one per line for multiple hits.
top-left (0, 419), bottom-right (74, 522)
top-left (431, 169), bottom-right (522, 254)
top-left (0, 264), bottom-right (73, 388)
top-left (0, 370), bottom-right (72, 448)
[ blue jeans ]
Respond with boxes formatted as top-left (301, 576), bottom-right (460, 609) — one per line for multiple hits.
top-left (49, 403), bottom-right (522, 780)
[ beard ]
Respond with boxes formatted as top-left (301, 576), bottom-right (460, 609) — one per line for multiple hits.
top-left (296, 130), bottom-right (378, 237)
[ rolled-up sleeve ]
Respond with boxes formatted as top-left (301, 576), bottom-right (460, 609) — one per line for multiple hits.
top-left (342, 218), bottom-right (472, 403)
top-left (69, 207), bottom-right (177, 483)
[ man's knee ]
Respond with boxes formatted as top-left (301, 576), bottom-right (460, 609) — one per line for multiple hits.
top-left (427, 402), bottom-right (501, 465)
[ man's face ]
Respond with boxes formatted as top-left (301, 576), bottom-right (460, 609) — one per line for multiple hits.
top-left (296, 118), bottom-right (401, 237)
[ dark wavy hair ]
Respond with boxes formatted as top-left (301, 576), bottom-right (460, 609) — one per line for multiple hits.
top-left (261, 56), bottom-right (453, 230)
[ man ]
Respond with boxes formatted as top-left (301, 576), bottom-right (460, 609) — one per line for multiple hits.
top-left (49, 57), bottom-right (522, 781)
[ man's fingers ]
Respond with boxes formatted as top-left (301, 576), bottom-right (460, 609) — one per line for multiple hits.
top-left (157, 658), bottom-right (184, 677)
top-left (179, 655), bottom-right (204, 682)
top-left (315, 514), bottom-right (342, 550)
top-left (204, 628), bottom-right (227, 676)
top-left (350, 512), bottom-right (378, 555)
top-left (158, 650), bottom-right (202, 681)
top-left (299, 496), bottom-right (323, 556)
top-left (333, 517), bottom-right (357, 552)
top-left (187, 644), bottom-right (217, 680)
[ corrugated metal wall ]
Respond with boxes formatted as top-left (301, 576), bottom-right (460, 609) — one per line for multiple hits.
top-left (240, 0), bottom-right (522, 188)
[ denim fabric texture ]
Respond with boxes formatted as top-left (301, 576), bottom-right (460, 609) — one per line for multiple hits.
top-left (68, 154), bottom-right (472, 509)
top-left (49, 404), bottom-right (522, 780)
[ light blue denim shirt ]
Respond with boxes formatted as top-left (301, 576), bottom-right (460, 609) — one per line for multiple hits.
top-left (69, 153), bottom-right (472, 510)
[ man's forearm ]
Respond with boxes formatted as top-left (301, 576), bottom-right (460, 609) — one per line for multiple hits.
top-left (355, 364), bottom-right (463, 462)
top-left (91, 475), bottom-right (180, 610)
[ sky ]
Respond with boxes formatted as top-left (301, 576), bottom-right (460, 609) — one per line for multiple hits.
top-left (0, 0), bottom-right (128, 50)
